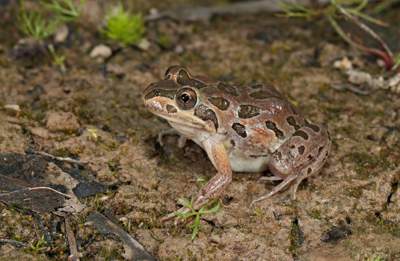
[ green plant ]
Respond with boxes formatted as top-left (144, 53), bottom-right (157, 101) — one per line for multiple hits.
top-left (103, 5), bottom-right (145, 46)
top-left (44, 0), bottom-right (83, 22)
top-left (175, 198), bottom-right (220, 240)
top-left (279, 0), bottom-right (397, 71)
top-left (28, 235), bottom-right (47, 253)
top-left (48, 44), bottom-right (66, 72)
top-left (18, 9), bottom-right (58, 39)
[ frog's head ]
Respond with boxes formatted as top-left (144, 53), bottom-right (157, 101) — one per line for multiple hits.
top-left (143, 66), bottom-right (218, 134)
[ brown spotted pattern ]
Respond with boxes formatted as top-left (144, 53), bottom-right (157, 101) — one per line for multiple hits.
top-left (238, 105), bottom-right (261, 119)
top-left (266, 121), bottom-right (285, 139)
top-left (217, 82), bottom-right (238, 96)
top-left (194, 104), bottom-right (219, 130)
top-left (208, 97), bottom-right (230, 110)
top-left (232, 123), bottom-right (247, 138)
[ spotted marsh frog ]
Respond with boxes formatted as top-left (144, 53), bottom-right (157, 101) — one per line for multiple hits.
top-left (143, 66), bottom-right (331, 213)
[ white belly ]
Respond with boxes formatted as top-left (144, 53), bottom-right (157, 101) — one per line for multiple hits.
top-left (229, 150), bottom-right (270, 172)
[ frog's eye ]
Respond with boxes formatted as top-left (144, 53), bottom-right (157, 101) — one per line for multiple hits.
top-left (176, 87), bottom-right (197, 110)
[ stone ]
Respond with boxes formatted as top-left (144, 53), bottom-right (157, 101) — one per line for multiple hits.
top-left (90, 44), bottom-right (112, 59)
top-left (46, 111), bottom-right (80, 133)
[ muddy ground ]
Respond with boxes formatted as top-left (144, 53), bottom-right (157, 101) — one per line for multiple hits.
top-left (0, 1), bottom-right (400, 260)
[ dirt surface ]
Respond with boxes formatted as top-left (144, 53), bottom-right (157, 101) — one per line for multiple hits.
top-left (1, 1), bottom-right (400, 260)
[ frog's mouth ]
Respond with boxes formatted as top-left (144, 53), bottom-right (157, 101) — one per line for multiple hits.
top-left (144, 97), bottom-right (213, 132)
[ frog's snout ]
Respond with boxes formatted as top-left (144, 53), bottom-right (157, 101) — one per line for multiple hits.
top-left (144, 98), bottom-right (163, 113)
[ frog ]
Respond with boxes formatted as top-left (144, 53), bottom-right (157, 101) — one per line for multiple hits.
top-left (143, 65), bottom-right (331, 218)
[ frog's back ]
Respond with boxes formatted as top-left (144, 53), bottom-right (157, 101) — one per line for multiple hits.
top-left (201, 81), bottom-right (305, 143)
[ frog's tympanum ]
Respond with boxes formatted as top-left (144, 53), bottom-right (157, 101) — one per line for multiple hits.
top-left (143, 66), bottom-right (331, 214)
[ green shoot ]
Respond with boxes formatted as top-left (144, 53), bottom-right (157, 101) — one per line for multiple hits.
top-left (48, 44), bottom-right (66, 72)
top-left (175, 198), bottom-right (220, 240)
top-left (279, 0), bottom-right (395, 70)
top-left (18, 10), bottom-right (58, 40)
top-left (278, 2), bottom-right (318, 19)
top-left (103, 5), bottom-right (145, 46)
top-left (44, 0), bottom-right (83, 22)
top-left (28, 235), bottom-right (47, 253)
top-left (393, 53), bottom-right (400, 70)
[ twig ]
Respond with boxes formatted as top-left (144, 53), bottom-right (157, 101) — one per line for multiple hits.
top-left (87, 212), bottom-right (156, 261)
top-left (30, 150), bottom-right (86, 165)
top-left (336, 5), bottom-right (394, 58)
top-left (65, 217), bottom-right (80, 261)
top-left (0, 239), bottom-right (27, 248)
top-left (145, 0), bottom-right (332, 22)
top-left (332, 2), bottom-right (395, 70)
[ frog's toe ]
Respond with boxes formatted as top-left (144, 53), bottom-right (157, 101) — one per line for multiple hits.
top-left (251, 174), bottom-right (298, 206)
top-left (258, 175), bottom-right (283, 182)
top-left (160, 207), bottom-right (191, 223)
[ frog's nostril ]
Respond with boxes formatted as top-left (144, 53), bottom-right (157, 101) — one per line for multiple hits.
top-left (166, 104), bottom-right (177, 113)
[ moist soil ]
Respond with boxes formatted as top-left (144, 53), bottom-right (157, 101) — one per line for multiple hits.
top-left (0, 1), bottom-right (399, 260)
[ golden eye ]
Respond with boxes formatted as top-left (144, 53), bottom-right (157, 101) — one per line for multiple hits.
top-left (176, 88), bottom-right (197, 110)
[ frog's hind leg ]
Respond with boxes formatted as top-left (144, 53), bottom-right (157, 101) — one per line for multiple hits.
top-left (251, 175), bottom-right (297, 206)
top-left (252, 123), bottom-right (331, 205)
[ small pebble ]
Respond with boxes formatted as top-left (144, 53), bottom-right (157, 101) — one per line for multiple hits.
top-left (137, 38), bottom-right (150, 51)
top-left (90, 44), bottom-right (112, 59)
top-left (54, 25), bottom-right (69, 43)
top-left (46, 111), bottom-right (80, 133)
top-left (333, 57), bottom-right (353, 71)
top-left (3, 104), bottom-right (21, 113)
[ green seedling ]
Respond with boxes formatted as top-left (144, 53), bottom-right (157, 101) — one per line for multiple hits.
top-left (175, 198), bottom-right (220, 240)
top-left (28, 235), bottom-right (47, 253)
top-left (393, 53), bottom-right (400, 70)
top-left (278, 2), bottom-right (317, 19)
top-left (48, 44), bottom-right (66, 72)
top-left (103, 5), bottom-right (145, 46)
top-left (18, 9), bottom-right (58, 39)
top-left (279, 0), bottom-right (396, 71)
top-left (44, 0), bottom-right (83, 22)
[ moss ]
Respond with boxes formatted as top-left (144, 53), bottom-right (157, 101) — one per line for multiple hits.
top-left (345, 187), bottom-right (364, 198)
top-left (346, 151), bottom-right (394, 179)
top-left (366, 214), bottom-right (400, 238)
top-left (103, 5), bottom-right (145, 46)
top-left (158, 33), bottom-right (173, 49)
top-left (307, 208), bottom-right (322, 220)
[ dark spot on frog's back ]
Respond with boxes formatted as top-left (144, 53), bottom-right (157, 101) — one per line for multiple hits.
top-left (232, 123), bottom-right (247, 138)
top-left (298, 145), bottom-right (305, 155)
top-left (249, 83), bottom-right (282, 99)
top-left (293, 130), bottom-right (309, 140)
top-left (177, 70), bottom-right (206, 89)
top-left (194, 104), bottom-right (219, 130)
top-left (208, 97), bottom-right (230, 110)
top-left (217, 82), bottom-right (238, 96)
top-left (238, 105), bottom-right (261, 119)
top-left (286, 116), bottom-right (301, 130)
top-left (305, 121), bottom-right (321, 132)
top-left (265, 121), bottom-right (285, 139)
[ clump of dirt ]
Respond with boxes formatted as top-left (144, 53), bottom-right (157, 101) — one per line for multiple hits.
top-left (1, 0), bottom-right (400, 260)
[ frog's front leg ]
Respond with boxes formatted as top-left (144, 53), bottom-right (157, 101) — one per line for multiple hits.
top-left (192, 139), bottom-right (232, 209)
top-left (252, 124), bottom-right (331, 205)
top-left (161, 139), bottom-right (232, 222)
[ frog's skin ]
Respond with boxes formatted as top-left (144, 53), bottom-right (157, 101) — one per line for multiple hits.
top-left (143, 66), bottom-right (331, 212)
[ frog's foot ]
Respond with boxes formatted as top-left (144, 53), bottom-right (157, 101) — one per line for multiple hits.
top-left (259, 175), bottom-right (283, 182)
top-left (160, 206), bottom-right (191, 224)
top-left (158, 129), bottom-right (187, 148)
top-left (251, 174), bottom-right (298, 206)
top-left (252, 124), bottom-right (331, 206)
